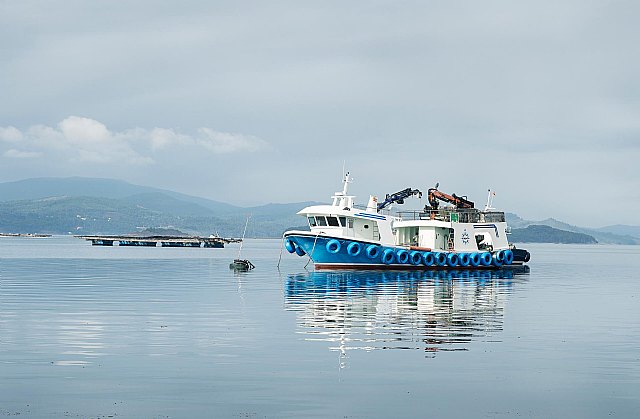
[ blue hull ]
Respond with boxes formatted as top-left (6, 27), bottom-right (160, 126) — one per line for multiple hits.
top-left (283, 233), bottom-right (521, 269)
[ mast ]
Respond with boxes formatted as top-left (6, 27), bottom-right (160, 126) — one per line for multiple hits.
top-left (484, 189), bottom-right (496, 211)
top-left (237, 215), bottom-right (250, 259)
top-left (331, 171), bottom-right (354, 208)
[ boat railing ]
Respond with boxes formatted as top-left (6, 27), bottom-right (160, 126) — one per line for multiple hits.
top-left (352, 204), bottom-right (370, 211)
top-left (397, 210), bottom-right (451, 222)
top-left (397, 209), bottom-right (505, 223)
top-left (481, 211), bottom-right (506, 222)
top-left (351, 204), bottom-right (395, 216)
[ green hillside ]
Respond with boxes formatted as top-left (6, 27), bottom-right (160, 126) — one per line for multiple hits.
top-left (509, 225), bottom-right (597, 244)
top-left (0, 196), bottom-right (307, 238)
top-left (0, 177), bottom-right (316, 237)
top-left (0, 176), bottom-right (240, 213)
top-left (506, 213), bottom-right (637, 244)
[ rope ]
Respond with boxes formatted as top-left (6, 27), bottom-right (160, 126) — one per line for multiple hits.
top-left (276, 234), bottom-right (285, 269)
top-left (304, 233), bottom-right (321, 269)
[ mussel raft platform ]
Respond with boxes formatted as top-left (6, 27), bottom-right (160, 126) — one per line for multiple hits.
top-left (77, 235), bottom-right (241, 248)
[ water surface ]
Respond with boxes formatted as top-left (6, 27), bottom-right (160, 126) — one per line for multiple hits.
top-left (1, 237), bottom-right (639, 418)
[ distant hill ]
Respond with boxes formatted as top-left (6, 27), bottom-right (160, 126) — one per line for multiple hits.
top-left (505, 213), bottom-right (638, 245)
top-left (0, 177), bottom-right (240, 214)
top-left (135, 227), bottom-right (191, 237)
top-left (509, 225), bottom-right (597, 244)
top-left (0, 195), bottom-right (314, 237)
top-left (0, 177), bottom-right (318, 237)
top-left (595, 224), bottom-right (640, 240)
top-left (122, 192), bottom-right (219, 217)
top-left (0, 177), bottom-right (637, 242)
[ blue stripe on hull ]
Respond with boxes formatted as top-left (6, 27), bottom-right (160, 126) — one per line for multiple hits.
top-left (287, 234), bottom-right (380, 265)
top-left (284, 234), bottom-right (509, 270)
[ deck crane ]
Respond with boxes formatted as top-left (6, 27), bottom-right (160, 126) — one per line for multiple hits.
top-left (426, 183), bottom-right (474, 210)
top-left (377, 188), bottom-right (422, 211)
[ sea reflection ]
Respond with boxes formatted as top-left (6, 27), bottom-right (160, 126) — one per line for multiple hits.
top-left (285, 267), bottom-right (529, 361)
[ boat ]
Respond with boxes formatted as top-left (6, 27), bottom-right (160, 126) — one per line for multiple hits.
top-left (229, 216), bottom-right (255, 271)
top-left (283, 173), bottom-right (530, 270)
top-left (230, 259), bottom-right (255, 271)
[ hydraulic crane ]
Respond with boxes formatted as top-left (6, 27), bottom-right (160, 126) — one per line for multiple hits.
top-left (426, 183), bottom-right (474, 210)
top-left (377, 188), bottom-right (422, 211)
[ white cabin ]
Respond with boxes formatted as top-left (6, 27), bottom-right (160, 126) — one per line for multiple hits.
top-left (295, 173), bottom-right (511, 253)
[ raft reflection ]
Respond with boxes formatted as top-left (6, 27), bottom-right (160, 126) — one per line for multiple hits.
top-left (285, 267), bottom-right (529, 360)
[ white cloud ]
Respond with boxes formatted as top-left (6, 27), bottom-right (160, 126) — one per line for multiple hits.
top-left (147, 128), bottom-right (191, 150)
top-left (197, 128), bottom-right (269, 153)
top-left (59, 115), bottom-right (111, 145)
top-left (3, 149), bottom-right (42, 159)
top-left (0, 126), bottom-right (23, 142)
top-left (0, 116), bottom-right (269, 164)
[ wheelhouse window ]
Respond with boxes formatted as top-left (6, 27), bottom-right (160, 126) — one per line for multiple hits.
top-left (326, 216), bottom-right (340, 227)
top-left (308, 217), bottom-right (317, 227)
top-left (339, 216), bottom-right (346, 227)
top-left (348, 218), bottom-right (354, 228)
top-left (316, 216), bottom-right (327, 226)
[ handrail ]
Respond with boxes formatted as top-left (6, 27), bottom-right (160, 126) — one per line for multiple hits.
top-left (396, 209), bottom-right (505, 223)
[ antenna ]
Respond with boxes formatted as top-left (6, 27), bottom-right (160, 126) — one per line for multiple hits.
top-left (484, 189), bottom-right (496, 211)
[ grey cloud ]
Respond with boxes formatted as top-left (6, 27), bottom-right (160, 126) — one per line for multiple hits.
top-left (0, 1), bottom-right (638, 226)
top-left (3, 149), bottom-right (42, 159)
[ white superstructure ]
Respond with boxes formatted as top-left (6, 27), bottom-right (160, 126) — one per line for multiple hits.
top-left (283, 172), bottom-right (529, 268)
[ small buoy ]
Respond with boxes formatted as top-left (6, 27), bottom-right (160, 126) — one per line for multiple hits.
top-left (409, 250), bottom-right (422, 265)
top-left (422, 252), bottom-right (435, 266)
top-left (284, 238), bottom-right (296, 253)
top-left (382, 248), bottom-right (395, 264)
top-left (469, 252), bottom-right (481, 267)
top-left (396, 249), bottom-right (409, 264)
top-left (434, 252), bottom-right (447, 266)
top-left (326, 239), bottom-right (341, 254)
top-left (347, 241), bottom-right (362, 256)
top-left (479, 252), bottom-right (492, 266)
top-left (447, 252), bottom-right (459, 267)
top-left (366, 244), bottom-right (380, 259)
top-left (492, 253), bottom-right (503, 267)
top-left (503, 249), bottom-right (514, 265)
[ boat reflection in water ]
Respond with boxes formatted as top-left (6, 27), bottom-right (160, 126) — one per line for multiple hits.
top-left (285, 267), bottom-right (529, 363)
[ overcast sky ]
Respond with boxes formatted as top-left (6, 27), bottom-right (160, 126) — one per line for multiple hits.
top-left (1, 0), bottom-right (638, 227)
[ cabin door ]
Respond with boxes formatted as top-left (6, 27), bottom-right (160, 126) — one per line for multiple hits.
top-left (354, 219), bottom-right (375, 241)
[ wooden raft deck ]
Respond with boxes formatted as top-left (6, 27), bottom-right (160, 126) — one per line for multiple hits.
top-left (77, 235), bottom-right (241, 248)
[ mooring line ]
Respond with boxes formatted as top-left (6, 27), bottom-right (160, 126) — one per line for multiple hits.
top-left (304, 233), bottom-right (321, 269)
top-left (276, 234), bottom-right (285, 269)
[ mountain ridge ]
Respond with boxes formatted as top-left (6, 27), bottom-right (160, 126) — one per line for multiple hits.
top-left (0, 177), bottom-right (638, 242)
top-left (0, 176), bottom-right (241, 214)
top-left (509, 225), bottom-right (598, 244)
top-left (505, 213), bottom-right (638, 245)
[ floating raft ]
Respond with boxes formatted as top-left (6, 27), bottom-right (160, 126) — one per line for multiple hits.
top-left (77, 235), bottom-right (240, 248)
top-left (0, 233), bottom-right (52, 238)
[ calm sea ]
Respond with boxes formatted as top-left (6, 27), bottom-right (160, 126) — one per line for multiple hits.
top-left (1, 237), bottom-right (639, 418)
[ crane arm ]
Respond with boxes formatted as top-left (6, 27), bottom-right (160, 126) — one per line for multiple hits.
top-left (427, 187), bottom-right (474, 210)
top-left (377, 188), bottom-right (422, 211)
